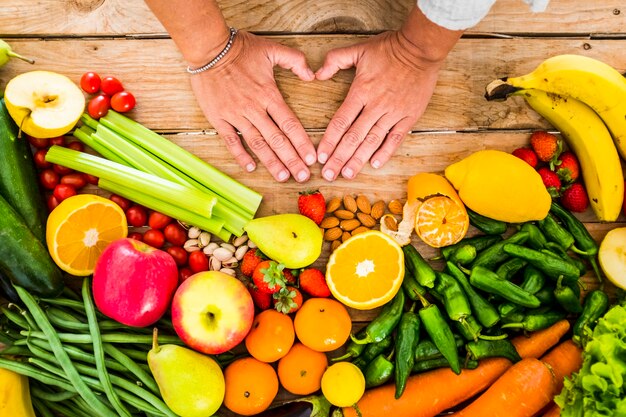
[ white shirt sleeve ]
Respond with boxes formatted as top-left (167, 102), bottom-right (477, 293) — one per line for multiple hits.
top-left (417, 0), bottom-right (550, 31)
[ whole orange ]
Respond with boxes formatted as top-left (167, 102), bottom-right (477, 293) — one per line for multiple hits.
top-left (223, 357), bottom-right (279, 416)
top-left (245, 309), bottom-right (295, 362)
top-left (278, 342), bottom-right (328, 395)
top-left (294, 298), bottom-right (352, 352)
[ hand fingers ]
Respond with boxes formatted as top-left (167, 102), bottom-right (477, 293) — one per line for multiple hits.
top-left (213, 120), bottom-right (256, 173)
top-left (269, 43), bottom-right (315, 81)
top-left (315, 46), bottom-right (359, 81)
top-left (317, 92), bottom-right (364, 165)
top-left (370, 117), bottom-right (414, 169)
top-left (237, 119), bottom-right (290, 182)
top-left (267, 100), bottom-right (317, 166)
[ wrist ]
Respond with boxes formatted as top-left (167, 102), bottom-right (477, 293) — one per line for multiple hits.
top-left (183, 24), bottom-right (231, 68)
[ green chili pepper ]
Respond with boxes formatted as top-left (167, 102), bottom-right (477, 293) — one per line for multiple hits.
top-left (403, 244), bottom-right (436, 288)
top-left (412, 357), bottom-right (478, 373)
top-left (467, 209), bottom-right (508, 235)
top-left (440, 235), bottom-right (503, 261)
top-left (534, 286), bottom-right (557, 306)
top-left (352, 336), bottom-right (393, 371)
top-left (542, 243), bottom-right (587, 276)
top-left (500, 310), bottom-right (526, 325)
top-left (332, 328), bottom-right (368, 361)
top-left (499, 266), bottom-right (546, 317)
top-left (394, 305), bottom-right (420, 398)
top-left (414, 335), bottom-right (464, 362)
top-left (454, 314), bottom-right (482, 342)
top-left (573, 290), bottom-right (609, 344)
top-left (470, 266), bottom-right (540, 308)
top-left (502, 243), bottom-right (580, 283)
top-left (434, 272), bottom-right (472, 324)
top-left (416, 293), bottom-right (461, 374)
top-left (501, 309), bottom-right (566, 331)
top-left (466, 338), bottom-right (521, 363)
top-left (364, 350), bottom-right (395, 388)
top-left (402, 273), bottom-right (427, 301)
top-left (446, 262), bottom-right (500, 328)
top-left (495, 258), bottom-right (528, 280)
top-left (473, 231), bottom-right (529, 269)
top-left (538, 213), bottom-right (576, 251)
top-left (519, 223), bottom-right (548, 250)
top-left (553, 276), bottom-right (583, 314)
top-left (448, 245), bottom-right (477, 267)
top-left (351, 291), bottom-right (405, 345)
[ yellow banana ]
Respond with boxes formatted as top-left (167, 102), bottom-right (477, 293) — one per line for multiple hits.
top-left (486, 54), bottom-right (626, 160)
top-left (0, 367), bottom-right (36, 417)
top-left (514, 89), bottom-right (624, 221)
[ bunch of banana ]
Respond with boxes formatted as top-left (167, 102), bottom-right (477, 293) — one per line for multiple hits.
top-left (485, 54), bottom-right (626, 222)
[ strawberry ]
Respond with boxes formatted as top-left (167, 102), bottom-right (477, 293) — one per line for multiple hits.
top-left (530, 131), bottom-right (562, 163)
top-left (252, 260), bottom-right (286, 294)
top-left (247, 282), bottom-right (272, 310)
top-left (537, 167), bottom-right (561, 198)
top-left (298, 190), bottom-right (326, 225)
top-left (512, 147), bottom-right (538, 168)
top-left (273, 286), bottom-right (303, 314)
top-left (283, 268), bottom-right (297, 285)
top-left (299, 268), bottom-right (331, 297)
top-left (240, 249), bottom-right (263, 277)
top-left (555, 151), bottom-right (580, 183)
top-left (560, 183), bottom-right (589, 213)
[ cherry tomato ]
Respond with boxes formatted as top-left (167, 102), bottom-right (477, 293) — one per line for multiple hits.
top-left (188, 251), bottom-right (209, 273)
top-left (84, 174), bottom-right (99, 185)
top-left (49, 136), bottom-right (66, 147)
top-left (80, 72), bottom-right (101, 94)
top-left (39, 169), bottom-right (59, 190)
top-left (163, 222), bottom-right (187, 246)
top-left (100, 76), bottom-right (124, 95)
top-left (110, 91), bottom-right (136, 113)
top-left (27, 135), bottom-right (49, 149)
top-left (166, 246), bottom-right (188, 267)
top-left (53, 184), bottom-right (77, 202)
top-left (67, 141), bottom-right (85, 152)
top-left (143, 229), bottom-right (165, 249)
top-left (47, 194), bottom-right (60, 212)
top-left (109, 194), bottom-right (131, 211)
top-left (88, 94), bottom-right (111, 119)
top-left (53, 163), bottom-right (73, 176)
top-left (128, 232), bottom-right (143, 241)
top-left (126, 205), bottom-right (148, 227)
top-left (148, 212), bottom-right (172, 230)
top-left (33, 149), bottom-right (51, 169)
top-left (60, 173), bottom-right (87, 189)
top-left (178, 267), bottom-right (193, 284)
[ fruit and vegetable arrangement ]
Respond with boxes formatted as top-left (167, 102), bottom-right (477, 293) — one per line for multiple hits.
top-left (0, 40), bottom-right (625, 417)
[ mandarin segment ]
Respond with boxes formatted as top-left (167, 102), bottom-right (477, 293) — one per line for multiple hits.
top-left (415, 196), bottom-right (469, 248)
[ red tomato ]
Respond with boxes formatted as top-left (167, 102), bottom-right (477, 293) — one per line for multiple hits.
top-left (143, 229), bottom-right (165, 248)
top-left (101, 76), bottom-right (124, 95)
top-left (67, 141), bottom-right (85, 152)
top-left (33, 149), bottom-right (51, 169)
top-left (88, 94), bottom-right (111, 119)
top-left (111, 91), bottom-right (136, 113)
top-left (80, 72), bottom-right (101, 94)
top-left (47, 194), bottom-right (60, 212)
top-left (49, 136), bottom-right (66, 147)
top-left (27, 135), bottom-right (49, 149)
top-left (84, 174), bottom-right (99, 185)
top-left (52, 163), bottom-right (73, 176)
top-left (53, 184), bottom-right (77, 202)
top-left (126, 205), bottom-right (148, 227)
top-left (178, 267), bottom-right (193, 284)
top-left (128, 232), bottom-right (143, 241)
top-left (163, 222), bottom-right (187, 246)
top-left (148, 212), bottom-right (172, 230)
top-left (188, 251), bottom-right (209, 273)
top-left (167, 246), bottom-right (188, 267)
top-left (39, 169), bottom-right (59, 190)
top-left (60, 173), bottom-right (87, 189)
top-left (109, 194), bottom-right (131, 211)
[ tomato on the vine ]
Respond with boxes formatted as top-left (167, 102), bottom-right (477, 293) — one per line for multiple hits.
top-left (126, 205), bottom-right (148, 227)
top-left (109, 194), bottom-right (131, 211)
top-left (166, 246), bottom-right (188, 267)
top-left (53, 184), bottom-right (77, 202)
top-left (80, 72), bottom-right (101, 94)
top-left (178, 267), bottom-right (193, 284)
top-left (143, 229), bottom-right (165, 248)
top-left (111, 91), bottom-right (136, 113)
top-left (101, 76), bottom-right (124, 95)
top-left (52, 164), bottom-right (73, 176)
top-left (49, 136), bottom-right (66, 147)
top-left (67, 141), bottom-right (85, 152)
top-left (60, 173), bottom-right (87, 189)
top-left (148, 212), bottom-right (172, 230)
top-left (33, 149), bottom-right (51, 169)
top-left (128, 232), bottom-right (143, 241)
top-left (163, 222), bottom-right (187, 246)
top-left (39, 169), bottom-right (59, 190)
top-left (47, 195), bottom-right (60, 212)
top-left (88, 94), bottom-right (111, 119)
top-left (27, 135), bottom-right (49, 149)
top-left (188, 251), bottom-right (209, 273)
top-left (84, 174), bottom-right (99, 185)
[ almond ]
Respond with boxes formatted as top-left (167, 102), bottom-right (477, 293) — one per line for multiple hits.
top-left (324, 227), bottom-right (342, 241)
top-left (383, 215), bottom-right (399, 232)
top-left (326, 197), bottom-right (342, 213)
top-left (340, 219), bottom-right (361, 231)
top-left (320, 216), bottom-right (340, 229)
top-left (356, 194), bottom-right (371, 214)
top-left (343, 195), bottom-right (358, 213)
top-left (388, 199), bottom-right (404, 215)
top-left (352, 226), bottom-right (371, 236)
top-left (356, 212), bottom-right (377, 228)
top-left (371, 200), bottom-right (386, 220)
top-left (334, 209), bottom-right (355, 220)
top-left (331, 240), bottom-right (342, 252)
top-left (342, 231), bottom-right (352, 242)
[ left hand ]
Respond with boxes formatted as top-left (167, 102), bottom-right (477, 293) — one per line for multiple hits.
top-left (315, 31), bottom-right (444, 181)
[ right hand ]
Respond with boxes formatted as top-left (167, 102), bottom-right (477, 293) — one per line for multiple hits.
top-left (189, 31), bottom-right (317, 183)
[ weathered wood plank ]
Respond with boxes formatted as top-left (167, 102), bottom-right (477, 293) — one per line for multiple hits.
top-left (2, 37), bottom-right (624, 132)
top-left (1, 0), bottom-right (623, 36)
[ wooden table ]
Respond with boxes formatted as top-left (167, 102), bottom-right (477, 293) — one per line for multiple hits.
top-left (1, 0), bottom-right (625, 414)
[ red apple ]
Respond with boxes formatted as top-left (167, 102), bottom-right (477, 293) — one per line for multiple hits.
top-left (171, 271), bottom-right (254, 355)
top-left (93, 238), bottom-right (178, 327)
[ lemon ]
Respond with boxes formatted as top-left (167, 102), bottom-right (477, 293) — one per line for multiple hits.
top-left (321, 362), bottom-right (365, 407)
top-left (598, 227), bottom-right (626, 289)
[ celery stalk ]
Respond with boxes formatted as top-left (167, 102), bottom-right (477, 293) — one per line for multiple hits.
top-left (73, 127), bottom-right (129, 165)
top-left (80, 114), bottom-right (100, 130)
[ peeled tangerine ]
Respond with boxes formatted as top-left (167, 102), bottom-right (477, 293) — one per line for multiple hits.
top-left (445, 150), bottom-right (551, 223)
top-left (599, 227), bottom-right (626, 289)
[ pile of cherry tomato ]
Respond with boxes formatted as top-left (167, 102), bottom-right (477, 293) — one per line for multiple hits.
top-left (80, 72), bottom-right (136, 119)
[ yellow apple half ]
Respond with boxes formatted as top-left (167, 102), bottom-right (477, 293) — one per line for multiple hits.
top-left (4, 70), bottom-right (85, 138)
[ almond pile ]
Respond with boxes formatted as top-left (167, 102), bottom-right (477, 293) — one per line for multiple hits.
top-left (321, 194), bottom-right (404, 251)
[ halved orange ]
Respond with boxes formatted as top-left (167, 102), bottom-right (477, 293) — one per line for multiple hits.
top-left (46, 194), bottom-right (127, 276)
top-left (325, 230), bottom-right (404, 310)
top-left (415, 196), bottom-right (468, 248)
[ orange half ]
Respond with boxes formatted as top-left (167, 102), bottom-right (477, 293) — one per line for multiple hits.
top-left (415, 196), bottom-right (468, 248)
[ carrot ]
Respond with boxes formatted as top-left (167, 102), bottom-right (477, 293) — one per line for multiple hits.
top-left (540, 339), bottom-right (583, 393)
top-left (450, 358), bottom-right (556, 417)
top-left (541, 403), bottom-right (561, 417)
top-left (342, 320), bottom-right (570, 417)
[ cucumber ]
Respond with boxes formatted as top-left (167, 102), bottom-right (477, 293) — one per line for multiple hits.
top-left (0, 98), bottom-right (47, 242)
top-left (0, 193), bottom-right (62, 297)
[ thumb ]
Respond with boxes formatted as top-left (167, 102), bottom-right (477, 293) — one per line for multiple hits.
top-left (315, 46), bottom-right (359, 80)
top-left (269, 43), bottom-right (315, 81)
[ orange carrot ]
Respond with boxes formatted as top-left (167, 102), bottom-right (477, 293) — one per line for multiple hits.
top-left (450, 358), bottom-right (556, 417)
top-left (342, 320), bottom-right (570, 417)
top-left (541, 339), bottom-right (583, 393)
top-left (541, 403), bottom-right (561, 417)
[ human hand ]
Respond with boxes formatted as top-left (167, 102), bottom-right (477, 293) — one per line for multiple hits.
top-left (315, 31), bottom-right (444, 181)
top-left (190, 31), bottom-right (317, 182)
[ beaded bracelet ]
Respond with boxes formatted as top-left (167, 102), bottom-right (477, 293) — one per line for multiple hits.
top-left (186, 27), bottom-right (238, 74)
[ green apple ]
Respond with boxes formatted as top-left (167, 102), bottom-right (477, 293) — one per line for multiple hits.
top-left (4, 70), bottom-right (85, 138)
top-left (244, 213), bottom-right (323, 268)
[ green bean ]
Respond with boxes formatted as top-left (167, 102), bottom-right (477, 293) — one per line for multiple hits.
top-left (0, 357), bottom-right (75, 391)
top-left (83, 279), bottom-right (132, 417)
top-left (31, 397), bottom-right (56, 417)
top-left (116, 347), bottom-right (148, 363)
top-left (0, 345), bottom-right (32, 356)
top-left (30, 384), bottom-right (78, 402)
top-left (47, 307), bottom-right (152, 333)
top-left (15, 286), bottom-right (117, 417)
top-left (0, 305), bottom-right (30, 329)
top-left (43, 396), bottom-right (86, 417)
top-left (39, 298), bottom-right (89, 315)
top-left (22, 330), bottom-right (184, 345)
top-left (62, 285), bottom-right (82, 301)
top-left (104, 343), bottom-right (159, 394)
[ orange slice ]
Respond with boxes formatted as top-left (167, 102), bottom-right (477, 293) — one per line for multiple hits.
top-left (325, 230), bottom-right (404, 310)
top-left (46, 194), bottom-right (127, 276)
top-left (415, 195), bottom-right (468, 248)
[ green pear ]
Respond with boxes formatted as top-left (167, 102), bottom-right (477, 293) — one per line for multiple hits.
top-left (244, 213), bottom-right (323, 268)
top-left (148, 329), bottom-right (225, 417)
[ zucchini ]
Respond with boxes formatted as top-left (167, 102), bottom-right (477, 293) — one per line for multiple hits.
top-left (0, 193), bottom-right (62, 297)
top-left (0, 98), bottom-right (47, 242)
